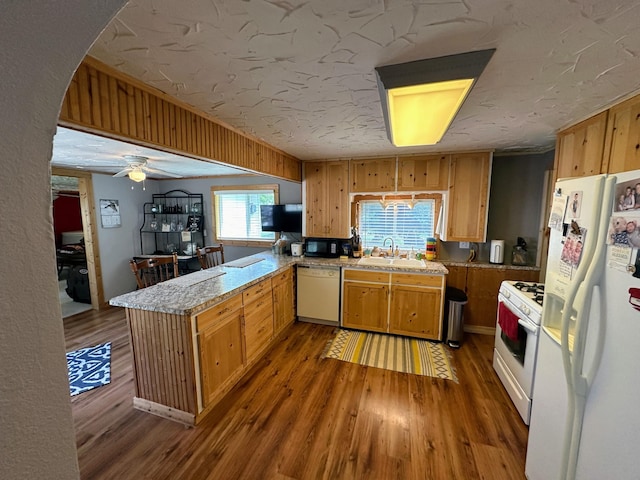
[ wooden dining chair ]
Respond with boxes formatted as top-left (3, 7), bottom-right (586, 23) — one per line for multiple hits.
top-left (196, 244), bottom-right (225, 269)
top-left (129, 253), bottom-right (179, 289)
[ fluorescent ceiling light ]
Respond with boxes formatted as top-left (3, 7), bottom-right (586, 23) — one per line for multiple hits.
top-left (375, 49), bottom-right (495, 147)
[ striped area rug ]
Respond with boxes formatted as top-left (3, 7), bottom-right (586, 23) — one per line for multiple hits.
top-left (323, 329), bottom-right (458, 382)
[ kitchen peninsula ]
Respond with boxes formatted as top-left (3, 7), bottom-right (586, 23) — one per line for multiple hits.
top-left (110, 251), bottom-right (448, 425)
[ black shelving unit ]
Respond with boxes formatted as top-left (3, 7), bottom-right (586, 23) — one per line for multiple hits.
top-left (139, 190), bottom-right (205, 261)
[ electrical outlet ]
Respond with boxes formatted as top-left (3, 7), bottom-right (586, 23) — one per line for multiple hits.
top-left (459, 242), bottom-right (470, 249)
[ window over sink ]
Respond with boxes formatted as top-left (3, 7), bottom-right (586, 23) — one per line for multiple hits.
top-left (354, 194), bottom-right (442, 251)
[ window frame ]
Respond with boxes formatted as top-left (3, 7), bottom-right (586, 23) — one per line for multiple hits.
top-left (351, 193), bottom-right (443, 249)
top-left (211, 183), bottom-right (280, 247)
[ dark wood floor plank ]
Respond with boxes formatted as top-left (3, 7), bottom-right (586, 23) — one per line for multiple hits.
top-left (64, 308), bottom-right (528, 480)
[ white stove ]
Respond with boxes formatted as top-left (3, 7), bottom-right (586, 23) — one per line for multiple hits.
top-left (499, 281), bottom-right (544, 325)
top-left (493, 280), bottom-right (545, 424)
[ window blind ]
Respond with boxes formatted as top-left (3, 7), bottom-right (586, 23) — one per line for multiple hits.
top-left (214, 190), bottom-right (275, 241)
top-left (359, 200), bottom-right (435, 251)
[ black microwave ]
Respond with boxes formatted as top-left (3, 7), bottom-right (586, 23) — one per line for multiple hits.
top-left (304, 238), bottom-right (345, 258)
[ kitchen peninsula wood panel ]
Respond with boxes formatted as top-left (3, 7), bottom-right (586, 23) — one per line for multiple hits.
top-left (126, 308), bottom-right (197, 423)
top-left (555, 112), bottom-right (608, 180)
top-left (59, 56), bottom-right (301, 182)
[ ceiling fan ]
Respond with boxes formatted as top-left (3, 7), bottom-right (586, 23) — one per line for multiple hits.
top-left (113, 155), bottom-right (182, 182)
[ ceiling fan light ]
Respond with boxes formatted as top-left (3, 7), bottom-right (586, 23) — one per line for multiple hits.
top-left (128, 168), bottom-right (146, 182)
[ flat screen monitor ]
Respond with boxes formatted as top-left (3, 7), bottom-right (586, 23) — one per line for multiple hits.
top-left (260, 204), bottom-right (302, 233)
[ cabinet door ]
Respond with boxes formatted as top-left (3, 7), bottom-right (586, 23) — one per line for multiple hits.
top-left (556, 112), bottom-right (607, 180)
top-left (198, 310), bottom-right (244, 409)
top-left (446, 152), bottom-right (491, 242)
top-left (603, 97), bottom-right (640, 174)
top-left (350, 157), bottom-right (396, 192)
top-left (397, 154), bottom-right (449, 191)
top-left (272, 268), bottom-right (295, 335)
top-left (304, 162), bottom-right (328, 237)
top-left (304, 160), bottom-right (350, 238)
top-left (342, 281), bottom-right (388, 332)
top-left (465, 267), bottom-right (539, 330)
top-left (389, 284), bottom-right (442, 340)
top-left (325, 161), bottom-right (351, 237)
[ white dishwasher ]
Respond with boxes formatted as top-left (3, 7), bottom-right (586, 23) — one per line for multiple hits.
top-left (296, 265), bottom-right (340, 326)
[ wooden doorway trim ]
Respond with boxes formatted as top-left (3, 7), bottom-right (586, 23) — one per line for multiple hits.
top-left (53, 167), bottom-right (105, 309)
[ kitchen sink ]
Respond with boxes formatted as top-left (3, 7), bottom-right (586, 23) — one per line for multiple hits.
top-left (357, 257), bottom-right (426, 268)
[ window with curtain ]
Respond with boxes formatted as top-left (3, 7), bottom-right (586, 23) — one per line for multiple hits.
top-left (358, 198), bottom-right (436, 251)
top-left (212, 185), bottom-right (278, 245)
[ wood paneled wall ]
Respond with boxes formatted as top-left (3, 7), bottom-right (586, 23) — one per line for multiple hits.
top-left (60, 56), bottom-right (301, 182)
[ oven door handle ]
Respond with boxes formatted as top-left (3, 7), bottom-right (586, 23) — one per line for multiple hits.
top-left (517, 318), bottom-right (538, 335)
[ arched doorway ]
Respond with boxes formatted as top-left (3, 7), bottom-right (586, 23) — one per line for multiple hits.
top-left (0, 2), bottom-right (128, 478)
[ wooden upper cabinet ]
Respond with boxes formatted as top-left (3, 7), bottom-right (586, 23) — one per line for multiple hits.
top-left (350, 157), bottom-right (396, 192)
top-left (397, 154), bottom-right (450, 191)
top-left (603, 96), bottom-right (640, 174)
top-left (445, 152), bottom-right (492, 242)
top-left (304, 160), bottom-right (350, 238)
top-left (555, 111), bottom-right (608, 180)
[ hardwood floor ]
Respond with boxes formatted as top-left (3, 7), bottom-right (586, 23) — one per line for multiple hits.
top-left (65, 308), bottom-right (528, 479)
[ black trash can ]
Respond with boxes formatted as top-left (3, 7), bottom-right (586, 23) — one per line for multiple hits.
top-left (444, 286), bottom-right (468, 348)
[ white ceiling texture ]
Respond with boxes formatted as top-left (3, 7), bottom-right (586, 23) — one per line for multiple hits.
top-left (53, 0), bottom-right (640, 177)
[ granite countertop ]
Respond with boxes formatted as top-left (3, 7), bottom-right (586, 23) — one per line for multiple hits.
top-left (109, 251), bottom-right (449, 315)
top-left (439, 259), bottom-right (540, 271)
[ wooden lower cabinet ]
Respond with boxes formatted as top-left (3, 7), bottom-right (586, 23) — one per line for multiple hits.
top-left (444, 264), bottom-right (540, 332)
top-left (272, 267), bottom-right (295, 335)
top-left (243, 278), bottom-right (274, 363)
top-left (341, 269), bottom-right (445, 341)
top-left (198, 308), bottom-right (244, 409)
top-left (125, 269), bottom-right (294, 426)
top-left (342, 280), bottom-right (389, 332)
top-left (389, 283), bottom-right (443, 340)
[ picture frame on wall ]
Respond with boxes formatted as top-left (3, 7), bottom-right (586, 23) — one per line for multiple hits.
top-left (100, 199), bottom-right (121, 228)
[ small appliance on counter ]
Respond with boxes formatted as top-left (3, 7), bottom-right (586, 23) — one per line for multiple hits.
top-left (490, 239), bottom-right (505, 264)
top-left (511, 237), bottom-right (528, 265)
top-left (291, 242), bottom-right (303, 257)
top-left (304, 237), bottom-right (345, 258)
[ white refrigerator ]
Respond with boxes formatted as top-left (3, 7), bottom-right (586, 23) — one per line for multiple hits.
top-left (526, 170), bottom-right (640, 480)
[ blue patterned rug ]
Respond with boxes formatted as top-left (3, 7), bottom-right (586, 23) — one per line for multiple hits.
top-left (66, 342), bottom-right (111, 396)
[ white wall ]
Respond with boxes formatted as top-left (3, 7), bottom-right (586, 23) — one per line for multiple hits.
top-left (92, 174), bottom-right (161, 299)
top-left (0, 2), bottom-right (127, 479)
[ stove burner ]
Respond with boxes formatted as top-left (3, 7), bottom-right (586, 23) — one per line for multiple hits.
top-left (512, 282), bottom-right (545, 307)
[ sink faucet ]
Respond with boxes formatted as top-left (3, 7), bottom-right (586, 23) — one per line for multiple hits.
top-left (382, 237), bottom-right (395, 256)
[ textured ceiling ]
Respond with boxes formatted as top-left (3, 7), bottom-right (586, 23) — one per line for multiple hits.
top-left (84, 0), bottom-right (640, 162)
top-left (51, 127), bottom-right (246, 178)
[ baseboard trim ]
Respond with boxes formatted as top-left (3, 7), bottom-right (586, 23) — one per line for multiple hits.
top-left (464, 325), bottom-right (495, 336)
top-left (133, 397), bottom-right (195, 426)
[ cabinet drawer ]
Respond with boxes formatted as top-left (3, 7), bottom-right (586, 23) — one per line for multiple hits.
top-left (243, 278), bottom-right (272, 304)
top-left (271, 268), bottom-right (292, 287)
top-left (391, 273), bottom-right (443, 288)
top-left (344, 269), bottom-right (390, 283)
top-left (244, 294), bottom-right (273, 322)
top-left (196, 294), bottom-right (243, 332)
top-left (245, 304), bottom-right (274, 359)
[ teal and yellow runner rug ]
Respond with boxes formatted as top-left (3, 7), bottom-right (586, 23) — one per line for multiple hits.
top-left (323, 329), bottom-right (457, 382)
top-left (66, 342), bottom-right (112, 396)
